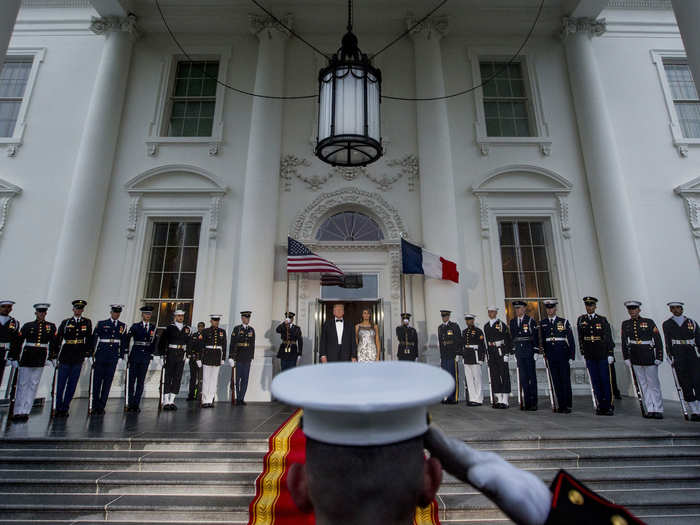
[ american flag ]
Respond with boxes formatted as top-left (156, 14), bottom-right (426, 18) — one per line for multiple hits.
top-left (287, 237), bottom-right (344, 275)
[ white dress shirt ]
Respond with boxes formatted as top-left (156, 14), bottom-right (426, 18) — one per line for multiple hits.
top-left (335, 318), bottom-right (344, 344)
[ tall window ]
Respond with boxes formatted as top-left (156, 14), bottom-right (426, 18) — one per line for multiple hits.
top-left (480, 61), bottom-right (532, 137)
top-left (165, 60), bottom-right (219, 137)
top-left (316, 211), bottom-right (384, 241)
top-left (0, 58), bottom-right (32, 137)
top-left (499, 219), bottom-right (555, 321)
top-left (143, 221), bottom-right (201, 326)
top-left (664, 60), bottom-right (700, 138)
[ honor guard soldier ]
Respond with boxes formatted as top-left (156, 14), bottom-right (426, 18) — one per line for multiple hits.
top-left (188, 322), bottom-right (205, 401)
top-left (230, 311), bottom-right (255, 405)
top-left (509, 300), bottom-right (539, 410)
top-left (11, 303), bottom-right (57, 421)
top-left (577, 297), bottom-right (615, 416)
top-left (622, 300), bottom-right (664, 419)
top-left (438, 310), bottom-right (462, 404)
top-left (53, 300), bottom-right (92, 417)
top-left (276, 312), bottom-right (303, 371)
top-left (484, 306), bottom-right (513, 408)
top-left (396, 313), bottom-right (418, 361)
top-left (462, 314), bottom-right (486, 406)
top-left (0, 300), bottom-right (20, 390)
top-left (663, 301), bottom-right (700, 421)
top-left (90, 305), bottom-right (127, 415)
top-left (539, 300), bottom-right (576, 413)
top-left (124, 306), bottom-right (157, 412)
top-left (197, 314), bottom-right (227, 408)
top-left (157, 309), bottom-right (191, 410)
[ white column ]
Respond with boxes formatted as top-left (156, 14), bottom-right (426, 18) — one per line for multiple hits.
top-left (408, 17), bottom-right (463, 359)
top-left (0, 0), bottom-right (21, 67)
top-left (670, 0), bottom-right (700, 91)
top-left (48, 16), bottom-right (137, 308)
top-left (562, 17), bottom-right (648, 320)
top-left (233, 16), bottom-right (289, 398)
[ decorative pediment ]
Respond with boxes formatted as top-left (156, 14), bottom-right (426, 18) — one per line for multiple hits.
top-left (0, 178), bottom-right (22, 237)
top-left (125, 164), bottom-right (227, 194)
top-left (675, 177), bottom-right (700, 240)
top-left (472, 165), bottom-right (572, 194)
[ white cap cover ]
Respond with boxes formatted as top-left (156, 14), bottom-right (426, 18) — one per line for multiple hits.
top-left (667, 301), bottom-right (684, 307)
top-left (271, 362), bottom-right (454, 447)
top-left (174, 309), bottom-right (186, 316)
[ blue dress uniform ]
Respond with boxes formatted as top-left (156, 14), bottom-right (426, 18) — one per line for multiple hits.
top-left (577, 296), bottom-right (615, 416)
top-left (539, 300), bottom-right (576, 413)
top-left (396, 313), bottom-right (418, 361)
top-left (53, 300), bottom-right (92, 416)
top-left (90, 306), bottom-right (128, 415)
top-left (509, 301), bottom-right (540, 410)
top-left (124, 306), bottom-right (157, 412)
top-left (230, 311), bottom-right (255, 405)
top-left (438, 310), bottom-right (462, 404)
top-left (0, 300), bottom-right (20, 389)
top-left (276, 312), bottom-right (302, 372)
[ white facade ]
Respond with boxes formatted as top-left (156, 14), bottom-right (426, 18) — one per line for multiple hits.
top-left (0, 0), bottom-right (698, 402)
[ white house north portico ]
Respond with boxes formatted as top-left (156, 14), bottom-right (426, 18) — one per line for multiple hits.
top-left (0, 0), bottom-right (699, 405)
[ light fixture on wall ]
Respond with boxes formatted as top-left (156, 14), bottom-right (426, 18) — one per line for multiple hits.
top-left (315, 0), bottom-right (382, 167)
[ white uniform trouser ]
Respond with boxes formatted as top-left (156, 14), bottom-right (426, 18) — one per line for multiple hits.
top-left (633, 364), bottom-right (664, 413)
top-left (494, 393), bottom-right (509, 406)
top-left (464, 364), bottom-right (483, 404)
top-left (14, 367), bottom-right (44, 415)
top-left (201, 365), bottom-right (219, 404)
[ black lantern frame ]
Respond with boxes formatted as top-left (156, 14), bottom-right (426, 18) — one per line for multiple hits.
top-left (315, 25), bottom-right (382, 167)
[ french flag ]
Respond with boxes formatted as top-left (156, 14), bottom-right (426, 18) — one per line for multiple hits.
top-left (401, 238), bottom-right (459, 283)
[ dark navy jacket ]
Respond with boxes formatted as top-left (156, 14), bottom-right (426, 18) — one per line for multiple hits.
top-left (539, 316), bottom-right (575, 361)
top-left (125, 321), bottom-right (157, 364)
top-left (509, 315), bottom-right (539, 353)
top-left (92, 319), bottom-right (128, 363)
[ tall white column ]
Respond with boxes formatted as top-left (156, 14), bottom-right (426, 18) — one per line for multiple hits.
top-left (408, 17), bottom-right (463, 357)
top-left (0, 0), bottom-right (21, 67)
top-left (671, 0), bottom-right (700, 91)
top-left (233, 16), bottom-right (288, 396)
top-left (48, 16), bottom-right (137, 308)
top-left (562, 17), bottom-right (648, 318)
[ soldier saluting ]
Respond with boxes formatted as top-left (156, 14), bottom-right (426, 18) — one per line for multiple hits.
top-left (484, 306), bottom-right (512, 409)
top-left (438, 310), bottom-right (462, 404)
top-left (157, 308), bottom-right (191, 411)
top-left (622, 300), bottom-right (664, 419)
top-left (197, 313), bottom-right (227, 408)
top-left (11, 303), bottom-right (58, 422)
top-left (53, 299), bottom-right (92, 417)
top-left (276, 312), bottom-right (302, 371)
top-left (462, 314), bottom-right (486, 406)
top-left (124, 305), bottom-right (157, 413)
top-left (577, 296), bottom-right (615, 416)
top-left (396, 313), bottom-right (418, 361)
top-left (230, 311), bottom-right (255, 406)
top-left (662, 301), bottom-right (700, 421)
top-left (0, 300), bottom-right (20, 390)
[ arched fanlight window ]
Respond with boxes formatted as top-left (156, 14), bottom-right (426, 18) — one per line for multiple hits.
top-left (316, 211), bottom-right (384, 241)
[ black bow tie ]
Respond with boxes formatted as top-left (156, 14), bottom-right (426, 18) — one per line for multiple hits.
top-left (336, 319), bottom-right (343, 323)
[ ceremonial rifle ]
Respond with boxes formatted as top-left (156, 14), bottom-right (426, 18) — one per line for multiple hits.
top-left (669, 358), bottom-right (690, 421)
top-left (538, 323), bottom-right (559, 412)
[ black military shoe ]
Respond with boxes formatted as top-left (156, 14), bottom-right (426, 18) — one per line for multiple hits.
top-left (526, 406), bottom-right (538, 411)
top-left (643, 412), bottom-right (654, 418)
top-left (654, 412), bottom-right (663, 419)
top-left (690, 414), bottom-right (700, 421)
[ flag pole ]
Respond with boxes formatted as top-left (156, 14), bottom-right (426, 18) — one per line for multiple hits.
top-left (286, 271), bottom-right (290, 312)
top-left (400, 272), bottom-right (406, 314)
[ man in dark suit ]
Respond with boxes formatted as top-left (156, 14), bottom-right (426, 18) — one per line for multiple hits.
top-left (319, 304), bottom-right (357, 363)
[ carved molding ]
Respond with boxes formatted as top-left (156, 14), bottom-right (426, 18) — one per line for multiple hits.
top-left (607, 0), bottom-right (671, 9)
top-left (561, 17), bottom-right (607, 41)
top-left (291, 187), bottom-right (408, 242)
top-left (208, 195), bottom-right (222, 239)
top-left (675, 178), bottom-right (700, 239)
top-left (6, 144), bottom-right (20, 157)
top-left (389, 247), bottom-right (401, 300)
top-left (476, 194), bottom-right (490, 238)
top-left (0, 179), bottom-right (22, 238)
top-left (126, 195), bottom-right (141, 239)
top-left (406, 14), bottom-right (448, 40)
top-left (90, 14), bottom-right (139, 39)
top-left (249, 13), bottom-right (293, 39)
top-left (556, 194), bottom-right (571, 238)
top-left (280, 154), bottom-right (419, 192)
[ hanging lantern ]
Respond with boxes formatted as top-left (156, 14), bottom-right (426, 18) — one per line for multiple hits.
top-left (315, 3), bottom-right (382, 167)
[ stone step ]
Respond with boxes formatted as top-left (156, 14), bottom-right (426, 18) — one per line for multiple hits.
top-left (0, 438), bottom-right (270, 453)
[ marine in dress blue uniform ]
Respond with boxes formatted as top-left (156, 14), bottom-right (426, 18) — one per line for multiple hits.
top-left (90, 305), bottom-right (127, 415)
top-left (230, 311), bottom-right (255, 405)
top-left (53, 300), bottom-right (92, 417)
top-left (539, 300), bottom-right (576, 413)
top-left (124, 305), bottom-right (157, 412)
top-left (509, 301), bottom-right (540, 410)
top-left (0, 300), bottom-right (20, 390)
top-left (438, 310), bottom-right (462, 404)
top-left (276, 312), bottom-right (303, 372)
top-left (396, 313), bottom-right (418, 361)
top-left (577, 296), bottom-right (615, 416)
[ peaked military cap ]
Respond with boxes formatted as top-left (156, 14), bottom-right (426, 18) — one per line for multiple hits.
top-left (110, 304), bottom-right (123, 313)
top-left (140, 305), bottom-right (154, 312)
top-left (440, 310), bottom-right (451, 316)
top-left (486, 305), bottom-right (499, 311)
top-left (0, 300), bottom-right (15, 306)
top-left (209, 313), bottom-right (222, 320)
top-left (284, 311), bottom-right (295, 318)
top-left (72, 299), bottom-right (87, 309)
top-left (667, 301), bottom-right (684, 307)
top-left (33, 303), bottom-right (50, 312)
top-left (583, 296), bottom-right (598, 304)
top-left (240, 311), bottom-right (252, 318)
top-left (173, 309), bottom-right (186, 316)
top-left (543, 299), bottom-right (558, 308)
top-left (512, 300), bottom-right (527, 307)
top-left (271, 362), bottom-right (454, 446)
top-left (401, 312), bottom-right (412, 320)
top-left (624, 300), bottom-right (642, 309)
top-left (464, 313), bottom-right (476, 320)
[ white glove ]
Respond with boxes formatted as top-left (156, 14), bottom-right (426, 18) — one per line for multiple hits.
top-left (654, 359), bottom-right (661, 366)
top-left (196, 360), bottom-right (202, 368)
top-left (503, 355), bottom-right (509, 363)
top-left (425, 426), bottom-right (551, 525)
top-left (117, 358), bottom-right (124, 369)
top-left (568, 359), bottom-right (574, 365)
top-left (533, 353), bottom-right (540, 360)
top-left (607, 356), bottom-right (614, 365)
top-left (477, 360), bottom-right (483, 365)
top-left (221, 360), bottom-right (225, 365)
top-left (10, 359), bottom-right (18, 369)
top-left (49, 359), bottom-right (57, 367)
top-left (668, 356), bottom-right (674, 366)
top-left (87, 357), bottom-right (94, 366)
top-left (624, 359), bottom-right (631, 367)
top-left (228, 358), bottom-right (235, 367)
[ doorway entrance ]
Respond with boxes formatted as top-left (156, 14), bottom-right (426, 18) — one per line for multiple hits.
top-left (313, 299), bottom-right (386, 362)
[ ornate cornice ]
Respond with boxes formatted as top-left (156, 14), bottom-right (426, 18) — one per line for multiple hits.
top-left (560, 17), bottom-right (606, 41)
top-left (607, 0), bottom-right (671, 9)
top-left (90, 14), bottom-right (139, 39)
top-left (0, 179), bottom-right (22, 238)
top-left (406, 14), bottom-right (448, 41)
top-left (249, 13), bottom-right (293, 39)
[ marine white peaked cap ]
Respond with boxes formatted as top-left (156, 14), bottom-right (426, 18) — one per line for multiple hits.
top-left (271, 362), bottom-right (454, 447)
